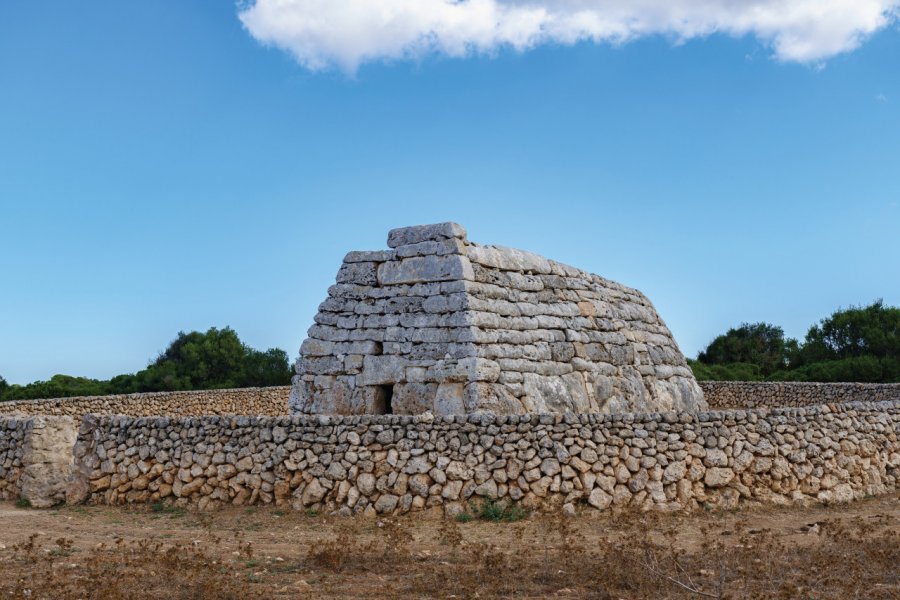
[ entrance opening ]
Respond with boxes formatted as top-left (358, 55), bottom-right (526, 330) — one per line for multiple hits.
top-left (374, 384), bottom-right (394, 414)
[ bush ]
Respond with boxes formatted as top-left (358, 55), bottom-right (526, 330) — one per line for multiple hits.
top-left (687, 360), bottom-right (764, 382)
top-left (697, 322), bottom-right (795, 377)
top-left (475, 499), bottom-right (527, 523)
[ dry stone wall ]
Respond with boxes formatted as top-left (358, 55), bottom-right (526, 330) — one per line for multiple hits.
top-left (0, 387), bottom-right (290, 420)
top-left (702, 382), bottom-right (900, 409)
top-left (0, 417), bottom-right (29, 501)
top-left (2, 381), bottom-right (897, 422)
top-left (294, 222), bottom-right (705, 416)
top-left (71, 400), bottom-right (899, 514)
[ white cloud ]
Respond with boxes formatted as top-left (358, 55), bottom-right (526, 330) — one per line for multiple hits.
top-left (238, 0), bottom-right (900, 72)
top-left (876, 93), bottom-right (888, 102)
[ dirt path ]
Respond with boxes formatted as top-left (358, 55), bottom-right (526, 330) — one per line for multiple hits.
top-left (1, 494), bottom-right (898, 599)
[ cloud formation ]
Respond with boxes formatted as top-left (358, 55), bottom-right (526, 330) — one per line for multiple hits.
top-left (238, 0), bottom-right (900, 72)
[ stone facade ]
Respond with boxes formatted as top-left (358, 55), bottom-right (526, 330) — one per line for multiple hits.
top-left (71, 400), bottom-right (899, 514)
top-left (701, 381), bottom-right (900, 409)
top-left (0, 387), bottom-right (290, 420)
top-left (292, 222), bottom-right (705, 416)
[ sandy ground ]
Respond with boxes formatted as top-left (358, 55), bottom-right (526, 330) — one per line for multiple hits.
top-left (0, 493), bottom-right (898, 599)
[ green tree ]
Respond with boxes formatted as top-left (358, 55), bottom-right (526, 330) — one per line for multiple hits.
top-left (697, 322), bottom-right (796, 377)
top-left (788, 301), bottom-right (900, 382)
top-left (240, 348), bottom-right (293, 388)
top-left (0, 327), bottom-right (293, 401)
top-left (0, 376), bottom-right (8, 400)
top-left (131, 327), bottom-right (291, 391)
top-left (0, 374), bottom-right (108, 401)
top-left (796, 300), bottom-right (899, 362)
top-left (687, 359), bottom-right (765, 382)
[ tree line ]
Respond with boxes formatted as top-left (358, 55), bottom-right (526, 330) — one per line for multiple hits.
top-left (1, 302), bottom-right (896, 400)
top-left (688, 300), bottom-right (899, 382)
top-left (0, 327), bottom-right (293, 402)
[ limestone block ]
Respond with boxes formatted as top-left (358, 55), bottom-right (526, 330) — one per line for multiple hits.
top-left (387, 222), bottom-right (467, 248)
top-left (468, 245), bottom-right (552, 274)
top-left (434, 383), bottom-right (465, 415)
top-left (395, 238), bottom-right (466, 258)
top-left (357, 355), bottom-right (408, 386)
top-left (426, 358), bottom-right (500, 384)
top-left (377, 255), bottom-right (475, 285)
top-left (19, 417), bottom-right (78, 509)
top-left (344, 250), bottom-right (395, 263)
top-left (463, 383), bottom-right (524, 415)
top-left (392, 383), bottom-right (438, 415)
top-left (300, 338), bottom-right (335, 357)
top-left (336, 262), bottom-right (378, 285)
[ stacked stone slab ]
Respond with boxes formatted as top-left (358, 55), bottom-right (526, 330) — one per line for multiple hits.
top-left (291, 222), bottom-right (705, 416)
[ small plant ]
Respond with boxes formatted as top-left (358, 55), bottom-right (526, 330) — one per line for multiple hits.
top-left (455, 512), bottom-right (473, 523)
top-left (15, 497), bottom-right (31, 509)
top-left (476, 499), bottom-right (527, 523)
top-left (49, 537), bottom-right (77, 557)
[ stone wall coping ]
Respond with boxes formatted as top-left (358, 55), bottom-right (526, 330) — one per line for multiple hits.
top-left (79, 398), bottom-right (900, 430)
top-left (0, 386), bottom-right (292, 410)
top-left (702, 381), bottom-right (900, 389)
top-left (2, 381), bottom-right (897, 418)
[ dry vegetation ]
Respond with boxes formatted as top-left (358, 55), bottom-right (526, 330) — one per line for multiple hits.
top-left (0, 494), bottom-right (897, 599)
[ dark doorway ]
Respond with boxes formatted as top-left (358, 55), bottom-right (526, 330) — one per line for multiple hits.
top-left (374, 384), bottom-right (394, 414)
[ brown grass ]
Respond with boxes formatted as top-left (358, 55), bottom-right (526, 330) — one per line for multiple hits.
top-left (0, 494), bottom-right (897, 599)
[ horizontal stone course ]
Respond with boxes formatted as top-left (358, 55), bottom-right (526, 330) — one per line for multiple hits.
top-left (0, 387), bottom-right (291, 420)
top-left (3, 381), bottom-right (897, 422)
top-left (702, 382), bottom-right (900, 409)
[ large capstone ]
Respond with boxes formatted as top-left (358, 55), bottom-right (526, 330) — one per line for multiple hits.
top-left (291, 222), bottom-right (706, 416)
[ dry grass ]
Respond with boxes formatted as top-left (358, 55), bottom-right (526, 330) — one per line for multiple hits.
top-left (0, 494), bottom-right (897, 599)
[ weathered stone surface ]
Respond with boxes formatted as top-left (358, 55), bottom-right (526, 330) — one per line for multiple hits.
top-left (291, 222), bottom-right (708, 416)
top-left (387, 222), bottom-right (467, 248)
top-left (18, 417), bottom-right (78, 508)
top-left (377, 255), bottom-right (475, 285)
top-left (588, 488), bottom-right (613, 509)
top-left (704, 468), bottom-right (735, 488)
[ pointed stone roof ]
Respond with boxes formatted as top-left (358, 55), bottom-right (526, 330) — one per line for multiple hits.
top-left (291, 222), bottom-right (705, 416)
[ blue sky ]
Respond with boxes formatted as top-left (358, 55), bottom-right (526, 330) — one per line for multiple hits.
top-left (1, 1), bottom-right (898, 385)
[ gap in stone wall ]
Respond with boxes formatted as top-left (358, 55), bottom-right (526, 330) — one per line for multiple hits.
top-left (374, 384), bottom-right (394, 414)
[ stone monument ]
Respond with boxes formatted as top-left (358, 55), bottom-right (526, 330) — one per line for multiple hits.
top-left (291, 222), bottom-right (705, 416)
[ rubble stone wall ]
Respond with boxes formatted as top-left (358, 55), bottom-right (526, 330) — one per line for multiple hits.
top-left (0, 417), bottom-right (30, 501)
top-left (71, 400), bottom-right (900, 514)
top-left (701, 382), bottom-right (900, 409)
top-left (0, 387), bottom-right (291, 419)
